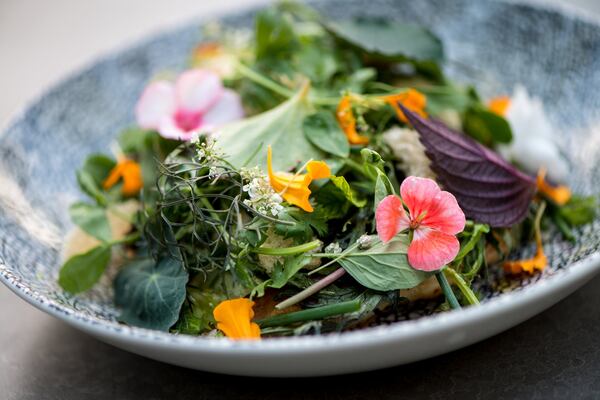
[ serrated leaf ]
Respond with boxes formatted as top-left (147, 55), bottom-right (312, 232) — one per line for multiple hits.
top-left (114, 257), bottom-right (188, 331)
top-left (330, 175), bottom-right (366, 207)
top-left (58, 245), bottom-right (111, 294)
top-left (401, 105), bottom-right (536, 227)
top-left (338, 235), bottom-right (430, 291)
top-left (327, 18), bottom-right (444, 63)
top-left (303, 112), bottom-right (350, 158)
top-left (69, 202), bottom-right (112, 242)
top-left (216, 84), bottom-right (324, 171)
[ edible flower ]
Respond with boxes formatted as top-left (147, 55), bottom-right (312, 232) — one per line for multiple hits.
top-left (267, 145), bottom-right (330, 212)
top-left (536, 168), bottom-right (571, 206)
top-left (383, 88), bottom-right (428, 124)
top-left (135, 69), bottom-right (244, 141)
top-left (375, 176), bottom-right (466, 271)
top-left (336, 96), bottom-right (369, 145)
top-left (102, 159), bottom-right (143, 196)
top-left (488, 96), bottom-right (511, 117)
top-left (504, 202), bottom-right (547, 274)
top-left (192, 42), bottom-right (238, 79)
top-left (494, 86), bottom-right (568, 183)
top-left (213, 298), bottom-right (261, 340)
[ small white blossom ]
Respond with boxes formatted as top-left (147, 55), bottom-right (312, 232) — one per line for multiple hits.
top-left (357, 234), bottom-right (374, 249)
top-left (241, 169), bottom-right (284, 216)
top-left (324, 242), bottom-right (343, 254)
top-left (195, 136), bottom-right (224, 165)
top-left (383, 127), bottom-right (435, 179)
top-left (499, 86), bottom-right (568, 183)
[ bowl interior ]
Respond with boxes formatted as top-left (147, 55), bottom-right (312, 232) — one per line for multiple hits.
top-left (2, 0), bottom-right (600, 335)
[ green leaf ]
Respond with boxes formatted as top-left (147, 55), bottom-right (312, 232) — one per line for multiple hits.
top-left (337, 235), bottom-right (430, 290)
top-left (559, 195), bottom-right (598, 226)
top-left (374, 174), bottom-right (390, 211)
top-left (330, 175), bottom-right (367, 207)
top-left (69, 202), bottom-right (112, 242)
top-left (114, 257), bottom-right (188, 331)
top-left (255, 9), bottom-right (298, 60)
top-left (313, 182), bottom-right (351, 220)
top-left (216, 84), bottom-right (324, 171)
top-left (76, 154), bottom-right (116, 205)
top-left (327, 18), bottom-right (444, 63)
top-left (58, 245), bottom-right (111, 294)
top-left (270, 255), bottom-right (312, 288)
top-left (463, 106), bottom-right (513, 145)
top-left (303, 112), bottom-right (350, 158)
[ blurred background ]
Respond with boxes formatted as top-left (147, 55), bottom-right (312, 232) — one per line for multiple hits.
top-left (1, 0), bottom-right (599, 129)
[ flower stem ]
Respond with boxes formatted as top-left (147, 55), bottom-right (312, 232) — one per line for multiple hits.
top-left (444, 267), bottom-right (479, 305)
top-left (258, 299), bottom-right (360, 328)
top-left (275, 267), bottom-right (346, 310)
top-left (252, 239), bottom-right (321, 256)
top-left (435, 270), bottom-right (461, 309)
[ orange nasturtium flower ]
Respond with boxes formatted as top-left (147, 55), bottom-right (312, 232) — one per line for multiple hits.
top-left (336, 96), bottom-right (369, 145)
top-left (267, 145), bottom-right (331, 212)
top-left (536, 168), bottom-right (571, 206)
top-left (488, 96), bottom-right (511, 117)
top-left (213, 298), bottom-right (261, 340)
top-left (504, 230), bottom-right (547, 275)
top-left (383, 88), bottom-right (428, 124)
top-left (102, 159), bottom-right (143, 196)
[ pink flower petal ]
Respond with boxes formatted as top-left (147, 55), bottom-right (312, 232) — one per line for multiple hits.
top-left (135, 81), bottom-right (176, 130)
top-left (375, 195), bottom-right (410, 243)
top-left (175, 69), bottom-right (223, 113)
top-left (158, 115), bottom-right (195, 141)
top-left (202, 89), bottom-right (245, 129)
top-left (408, 228), bottom-right (460, 271)
top-left (421, 190), bottom-right (465, 235)
top-left (400, 176), bottom-right (439, 221)
top-left (400, 176), bottom-right (465, 235)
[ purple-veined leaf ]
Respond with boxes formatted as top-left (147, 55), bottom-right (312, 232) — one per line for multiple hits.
top-left (400, 105), bottom-right (536, 227)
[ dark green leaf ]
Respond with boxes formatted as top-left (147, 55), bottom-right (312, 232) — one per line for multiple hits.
top-left (69, 202), bottom-right (112, 242)
top-left (337, 235), bottom-right (430, 290)
top-left (303, 112), bottom-right (350, 158)
top-left (327, 18), bottom-right (444, 63)
top-left (58, 245), bottom-right (111, 294)
top-left (463, 106), bottom-right (513, 145)
top-left (114, 257), bottom-right (188, 331)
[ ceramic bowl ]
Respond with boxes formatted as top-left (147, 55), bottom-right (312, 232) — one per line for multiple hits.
top-left (2, 0), bottom-right (600, 377)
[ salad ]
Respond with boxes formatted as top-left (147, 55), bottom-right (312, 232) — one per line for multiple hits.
top-left (59, 2), bottom-right (596, 339)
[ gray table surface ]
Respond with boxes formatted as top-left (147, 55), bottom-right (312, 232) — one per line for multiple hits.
top-left (2, 1), bottom-right (600, 399)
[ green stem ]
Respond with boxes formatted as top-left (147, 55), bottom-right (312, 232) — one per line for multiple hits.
top-left (435, 270), bottom-right (461, 309)
top-left (444, 267), bottom-right (479, 305)
top-left (252, 239), bottom-right (321, 256)
top-left (257, 299), bottom-right (361, 328)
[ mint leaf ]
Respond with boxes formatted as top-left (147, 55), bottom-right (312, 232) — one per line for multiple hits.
top-left (114, 257), bottom-right (188, 331)
top-left (58, 245), bottom-right (111, 293)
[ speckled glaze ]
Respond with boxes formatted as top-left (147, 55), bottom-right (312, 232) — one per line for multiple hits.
top-left (1, 0), bottom-right (600, 377)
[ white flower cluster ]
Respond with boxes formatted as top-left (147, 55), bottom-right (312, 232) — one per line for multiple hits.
top-left (241, 167), bottom-right (284, 216)
top-left (324, 242), bottom-right (343, 254)
top-left (383, 127), bottom-right (435, 179)
top-left (195, 136), bottom-right (223, 164)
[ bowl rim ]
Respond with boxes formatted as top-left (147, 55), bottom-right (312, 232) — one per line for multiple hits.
top-left (1, 0), bottom-right (600, 354)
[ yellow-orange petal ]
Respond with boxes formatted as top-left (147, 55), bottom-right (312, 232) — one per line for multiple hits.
top-left (306, 160), bottom-right (331, 180)
top-left (336, 96), bottom-right (369, 145)
top-left (488, 96), bottom-right (511, 117)
top-left (102, 159), bottom-right (143, 197)
top-left (383, 88), bottom-right (428, 124)
top-left (213, 298), bottom-right (261, 340)
top-left (504, 245), bottom-right (547, 275)
top-left (536, 168), bottom-right (571, 206)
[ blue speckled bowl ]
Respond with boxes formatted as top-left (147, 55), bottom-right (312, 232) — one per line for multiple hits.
top-left (2, 0), bottom-right (600, 376)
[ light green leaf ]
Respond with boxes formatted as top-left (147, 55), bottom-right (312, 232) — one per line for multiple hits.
top-left (374, 174), bottom-right (389, 211)
top-left (58, 245), bottom-right (111, 294)
top-left (216, 84), bottom-right (324, 171)
top-left (337, 235), bottom-right (430, 291)
top-left (69, 202), bottom-right (112, 242)
top-left (303, 112), bottom-right (350, 158)
top-left (76, 154), bottom-right (116, 206)
top-left (327, 19), bottom-right (444, 63)
top-left (114, 257), bottom-right (188, 331)
top-left (330, 175), bottom-right (366, 207)
top-left (271, 255), bottom-right (312, 289)
top-left (559, 195), bottom-right (598, 226)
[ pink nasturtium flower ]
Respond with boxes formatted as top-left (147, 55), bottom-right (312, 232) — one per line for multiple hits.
top-left (135, 69), bottom-right (244, 141)
top-left (375, 177), bottom-right (466, 271)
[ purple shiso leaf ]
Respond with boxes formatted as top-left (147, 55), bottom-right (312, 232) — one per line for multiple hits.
top-left (399, 105), bottom-right (536, 227)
